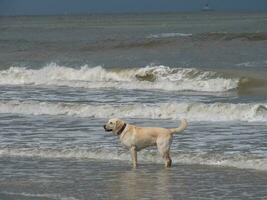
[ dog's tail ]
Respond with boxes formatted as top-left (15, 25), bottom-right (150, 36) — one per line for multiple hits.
top-left (169, 119), bottom-right (188, 134)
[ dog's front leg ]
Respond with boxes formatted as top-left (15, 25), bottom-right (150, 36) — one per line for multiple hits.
top-left (130, 146), bottom-right (137, 168)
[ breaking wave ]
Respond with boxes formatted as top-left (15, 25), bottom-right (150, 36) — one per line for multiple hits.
top-left (236, 60), bottom-right (267, 68)
top-left (146, 32), bottom-right (267, 41)
top-left (1, 100), bottom-right (267, 122)
top-left (147, 32), bottom-right (192, 38)
top-left (0, 147), bottom-right (266, 171)
top-left (0, 63), bottom-right (241, 92)
top-left (196, 32), bottom-right (267, 41)
top-left (1, 192), bottom-right (78, 200)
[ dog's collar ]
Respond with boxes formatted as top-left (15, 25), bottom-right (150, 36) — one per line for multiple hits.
top-left (117, 123), bottom-right (127, 135)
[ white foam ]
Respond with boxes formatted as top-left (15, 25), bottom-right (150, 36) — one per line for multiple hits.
top-left (0, 148), bottom-right (266, 171)
top-left (0, 148), bottom-right (128, 161)
top-left (171, 153), bottom-right (267, 171)
top-left (0, 64), bottom-right (240, 92)
top-left (236, 60), bottom-right (267, 67)
top-left (0, 100), bottom-right (267, 122)
top-left (147, 32), bottom-right (193, 38)
top-left (1, 192), bottom-right (78, 200)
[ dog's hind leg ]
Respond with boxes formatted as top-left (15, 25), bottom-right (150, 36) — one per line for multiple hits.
top-left (130, 146), bottom-right (137, 168)
top-left (163, 152), bottom-right (172, 167)
top-left (157, 136), bottom-right (172, 167)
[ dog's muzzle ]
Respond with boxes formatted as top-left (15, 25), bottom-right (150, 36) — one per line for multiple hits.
top-left (103, 125), bottom-right (112, 132)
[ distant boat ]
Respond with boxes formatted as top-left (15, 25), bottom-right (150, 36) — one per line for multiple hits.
top-left (202, 2), bottom-right (213, 11)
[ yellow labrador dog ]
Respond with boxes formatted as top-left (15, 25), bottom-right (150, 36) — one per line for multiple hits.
top-left (104, 118), bottom-right (188, 168)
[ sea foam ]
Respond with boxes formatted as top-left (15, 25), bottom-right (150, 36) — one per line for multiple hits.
top-left (0, 147), bottom-right (266, 171)
top-left (147, 32), bottom-right (192, 38)
top-left (0, 63), bottom-right (240, 92)
top-left (0, 100), bottom-right (267, 122)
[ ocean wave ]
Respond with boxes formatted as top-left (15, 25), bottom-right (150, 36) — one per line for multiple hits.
top-left (147, 32), bottom-right (192, 39)
top-left (0, 63), bottom-right (240, 92)
top-left (146, 32), bottom-right (267, 42)
top-left (1, 192), bottom-right (78, 200)
top-left (196, 32), bottom-right (267, 41)
top-left (77, 32), bottom-right (267, 51)
top-left (0, 148), bottom-right (266, 171)
top-left (236, 60), bottom-right (267, 67)
top-left (1, 100), bottom-right (267, 122)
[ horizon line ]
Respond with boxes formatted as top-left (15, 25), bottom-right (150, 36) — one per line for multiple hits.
top-left (1, 9), bottom-right (267, 17)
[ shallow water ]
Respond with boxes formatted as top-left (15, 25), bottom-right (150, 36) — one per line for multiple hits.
top-left (1, 158), bottom-right (267, 200)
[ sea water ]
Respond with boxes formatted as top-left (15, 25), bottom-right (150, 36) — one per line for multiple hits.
top-left (0, 12), bottom-right (267, 199)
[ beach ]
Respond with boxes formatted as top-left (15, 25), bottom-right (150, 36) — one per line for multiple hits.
top-left (0, 12), bottom-right (267, 199)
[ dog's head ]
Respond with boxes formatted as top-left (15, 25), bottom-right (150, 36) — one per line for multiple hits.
top-left (103, 118), bottom-right (126, 135)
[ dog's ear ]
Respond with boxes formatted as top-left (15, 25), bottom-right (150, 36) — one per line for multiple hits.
top-left (115, 119), bottom-right (124, 131)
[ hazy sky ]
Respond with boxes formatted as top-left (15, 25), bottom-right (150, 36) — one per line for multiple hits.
top-left (0, 0), bottom-right (267, 15)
